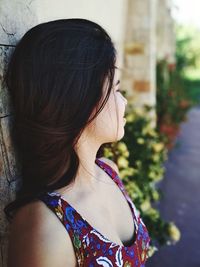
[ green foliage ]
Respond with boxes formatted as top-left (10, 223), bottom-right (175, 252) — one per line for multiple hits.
top-left (102, 106), bottom-right (181, 257)
top-left (175, 24), bottom-right (200, 104)
top-left (183, 79), bottom-right (200, 105)
top-left (156, 25), bottom-right (200, 148)
top-left (175, 24), bottom-right (200, 77)
top-left (156, 59), bottom-right (192, 126)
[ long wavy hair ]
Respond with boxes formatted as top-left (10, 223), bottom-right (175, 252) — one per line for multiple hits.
top-left (3, 18), bottom-right (117, 222)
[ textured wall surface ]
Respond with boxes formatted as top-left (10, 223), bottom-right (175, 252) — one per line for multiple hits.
top-left (156, 0), bottom-right (176, 63)
top-left (0, 1), bottom-right (38, 265)
top-left (121, 0), bottom-right (175, 125)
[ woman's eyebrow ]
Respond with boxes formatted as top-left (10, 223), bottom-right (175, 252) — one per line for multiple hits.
top-left (116, 80), bottom-right (120, 85)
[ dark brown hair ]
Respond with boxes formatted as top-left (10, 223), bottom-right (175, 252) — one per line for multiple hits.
top-left (3, 18), bottom-right (117, 221)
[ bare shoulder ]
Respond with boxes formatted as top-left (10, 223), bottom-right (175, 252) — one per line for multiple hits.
top-left (8, 200), bottom-right (77, 267)
top-left (98, 157), bottom-right (119, 174)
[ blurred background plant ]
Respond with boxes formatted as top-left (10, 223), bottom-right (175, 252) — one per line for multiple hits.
top-left (156, 24), bottom-right (200, 149)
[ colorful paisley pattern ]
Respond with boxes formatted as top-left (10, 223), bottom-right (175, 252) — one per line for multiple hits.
top-left (38, 158), bottom-right (151, 266)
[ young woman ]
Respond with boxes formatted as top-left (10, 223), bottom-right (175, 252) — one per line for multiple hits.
top-left (4, 18), bottom-right (150, 266)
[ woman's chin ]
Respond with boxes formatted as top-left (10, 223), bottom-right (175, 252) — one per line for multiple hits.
top-left (105, 124), bottom-right (125, 143)
top-left (116, 127), bottom-right (125, 141)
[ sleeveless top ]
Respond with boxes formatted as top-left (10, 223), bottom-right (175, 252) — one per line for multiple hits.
top-left (38, 158), bottom-right (151, 267)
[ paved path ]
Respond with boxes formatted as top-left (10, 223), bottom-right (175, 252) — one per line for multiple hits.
top-left (146, 106), bottom-right (200, 267)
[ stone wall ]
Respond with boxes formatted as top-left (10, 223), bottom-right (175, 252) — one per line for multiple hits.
top-left (121, 0), bottom-right (175, 123)
top-left (122, 0), bottom-right (157, 124)
top-left (156, 0), bottom-right (176, 63)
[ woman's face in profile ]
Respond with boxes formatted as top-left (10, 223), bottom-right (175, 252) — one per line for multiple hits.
top-left (89, 67), bottom-right (128, 144)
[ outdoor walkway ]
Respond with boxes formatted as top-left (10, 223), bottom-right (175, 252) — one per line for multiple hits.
top-left (146, 106), bottom-right (200, 267)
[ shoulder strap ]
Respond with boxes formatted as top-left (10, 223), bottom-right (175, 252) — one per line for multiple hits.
top-left (95, 157), bottom-right (129, 193)
top-left (96, 158), bottom-right (140, 222)
top-left (38, 192), bottom-right (86, 265)
top-left (38, 192), bottom-right (74, 234)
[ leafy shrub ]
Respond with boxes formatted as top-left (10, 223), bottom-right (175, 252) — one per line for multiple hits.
top-left (156, 59), bottom-right (192, 149)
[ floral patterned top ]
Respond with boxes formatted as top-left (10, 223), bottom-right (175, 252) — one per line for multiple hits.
top-left (38, 158), bottom-right (151, 266)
